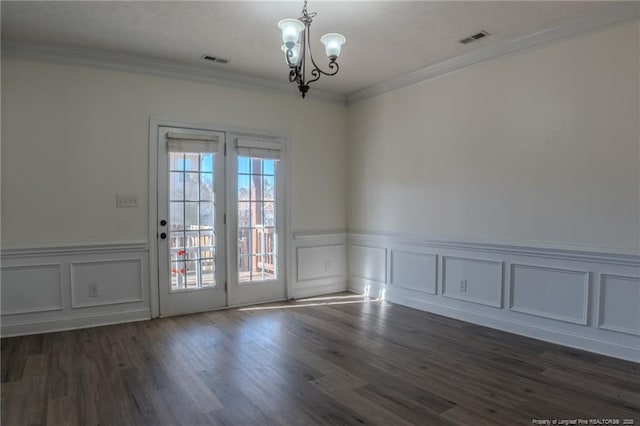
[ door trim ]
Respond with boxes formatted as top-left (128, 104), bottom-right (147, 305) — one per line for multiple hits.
top-left (148, 117), bottom-right (292, 318)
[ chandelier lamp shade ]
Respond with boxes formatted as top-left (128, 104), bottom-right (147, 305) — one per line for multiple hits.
top-left (278, 1), bottom-right (346, 98)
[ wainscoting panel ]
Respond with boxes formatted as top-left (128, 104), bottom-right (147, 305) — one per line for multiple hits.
top-left (510, 264), bottom-right (589, 325)
top-left (598, 274), bottom-right (640, 336)
top-left (1, 263), bottom-right (63, 315)
top-left (71, 259), bottom-right (144, 308)
top-left (442, 256), bottom-right (503, 308)
top-left (297, 245), bottom-right (345, 283)
top-left (390, 250), bottom-right (437, 294)
top-left (292, 232), bottom-right (347, 299)
top-left (1, 241), bottom-right (150, 336)
top-left (349, 245), bottom-right (387, 283)
top-left (348, 232), bottom-right (640, 362)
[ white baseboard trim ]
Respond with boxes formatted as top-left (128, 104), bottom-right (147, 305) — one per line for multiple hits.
top-left (1, 308), bottom-right (151, 337)
top-left (348, 280), bottom-right (639, 362)
top-left (348, 279), bottom-right (389, 301)
top-left (293, 281), bottom-right (347, 299)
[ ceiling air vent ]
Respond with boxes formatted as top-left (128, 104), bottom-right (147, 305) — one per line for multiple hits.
top-left (459, 31), bottom-right (490, 45)
top-left (201, 54), bottom-right (229, 64)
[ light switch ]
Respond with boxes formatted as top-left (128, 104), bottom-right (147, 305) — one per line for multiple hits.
top-left (116, 193), bottom-right (139, 208)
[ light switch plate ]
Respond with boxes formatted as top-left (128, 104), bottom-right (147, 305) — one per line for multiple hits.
top-left (116, 193), bottom-right (139, 208)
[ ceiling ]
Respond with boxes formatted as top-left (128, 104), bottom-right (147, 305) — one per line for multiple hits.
top-left (1, 1), bottom-right (615, 95)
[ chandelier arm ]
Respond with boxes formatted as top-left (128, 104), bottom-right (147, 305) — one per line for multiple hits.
top-left (305, 22), bottom-right (339, 85)
top-left (289, 68), bottom-right (298, 83)
top-left (307, 67), bottom-right (321, 85)
top-left (310, 60), bottom-right (339, 81)
top-left (307, 60), bottom-right (339, 85)
top-left (285, 48), bottom-right (294, 67)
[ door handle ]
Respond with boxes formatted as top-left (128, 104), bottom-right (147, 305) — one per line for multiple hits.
top-left (160, 232), bottom-right (167, 239)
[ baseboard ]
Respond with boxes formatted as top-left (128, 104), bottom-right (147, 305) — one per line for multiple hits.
top-left (348, 279), bottom-right (385, 298)
top-left (293, 281), bottom-right (347, 299)
top-left (1, 308), bottom-right (151, 337)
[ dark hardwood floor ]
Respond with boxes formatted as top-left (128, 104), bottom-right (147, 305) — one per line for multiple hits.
top-left (2, 293), bottom-right (639, 425)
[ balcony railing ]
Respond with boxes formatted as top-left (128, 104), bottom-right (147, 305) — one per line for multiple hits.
top-left (170, 224), bottom-right (276, 288)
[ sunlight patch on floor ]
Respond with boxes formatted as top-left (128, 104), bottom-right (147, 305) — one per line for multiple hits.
top-left (238, 297), bottom-right (381, 311)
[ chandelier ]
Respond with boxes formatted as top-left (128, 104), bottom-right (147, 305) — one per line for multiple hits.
top-left (278, 0), bottom-right (346, 98)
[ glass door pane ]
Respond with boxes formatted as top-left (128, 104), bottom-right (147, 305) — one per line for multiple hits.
top-left (169, 152), bottom-right (217, 291)
top-left (237, 156), bottom-right (278, 283)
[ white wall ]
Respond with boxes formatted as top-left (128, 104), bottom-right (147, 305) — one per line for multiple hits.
top-left (1, 60), bottom-right (347, 246)
top-left (346, 20), bottom-right (640, 361)
top-left (348, 20), bottom-right (640, 252)
top-left (0, 59), bottom-right (348, 334)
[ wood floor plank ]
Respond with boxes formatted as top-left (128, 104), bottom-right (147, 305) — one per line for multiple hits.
top-left (2, 293), bottom-right (639, 425)
top-left (354, 383), bottom-right (458, 425)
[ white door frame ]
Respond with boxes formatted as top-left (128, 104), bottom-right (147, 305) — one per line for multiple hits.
top-left (148, 117), bottom-right (293, 318)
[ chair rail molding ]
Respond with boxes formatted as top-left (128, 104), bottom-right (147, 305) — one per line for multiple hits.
top-left (348, 231), bottom-right (640, 267)
top-left (0, 240), bottom-right (148, 259)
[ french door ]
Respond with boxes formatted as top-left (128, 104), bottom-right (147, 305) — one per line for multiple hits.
top-left (226, 137), bottom-right (286, 306)
top-left (156, 126), bottom-right (286, 316)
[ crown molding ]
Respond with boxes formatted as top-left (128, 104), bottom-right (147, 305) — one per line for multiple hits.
top-left (2, 3), bottom-right (637, 106)
top-left (347, 2), bottom-right (640, 104)
top-left (1, 41), bottom-right (347, 105)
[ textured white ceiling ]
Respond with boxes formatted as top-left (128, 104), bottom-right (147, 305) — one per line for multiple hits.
top-left (1, 1), bottom-right (611, 95)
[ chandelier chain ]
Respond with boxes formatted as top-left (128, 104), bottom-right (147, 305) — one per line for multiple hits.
top-left (301, 0), bottom-right (316, 20)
